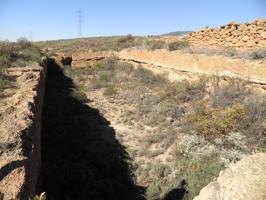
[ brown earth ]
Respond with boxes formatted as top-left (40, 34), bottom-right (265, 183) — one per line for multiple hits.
top-left (0, 61), bottom-right (47, 200)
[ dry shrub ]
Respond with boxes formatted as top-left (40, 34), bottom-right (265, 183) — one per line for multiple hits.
top-left (209, 77), bottom-right (249, 107)
top-left (248, 48), bottom-right (266, 60)
top-left (168, 40), bottom-right (190, 51)
top-left (185, 102), bottom-right (245, 137)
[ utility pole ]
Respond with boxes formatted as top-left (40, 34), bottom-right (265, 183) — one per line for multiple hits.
top-left (77, 9), bottom-right (83, 38)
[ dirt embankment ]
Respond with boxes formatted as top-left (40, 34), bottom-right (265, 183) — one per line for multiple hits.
top-left (117, 49), bottom-right (266, 84)
top-left (0, 60), bottom-right (47, 200)
top-left (65, 49), bottom-right (266, 87)
top-left (188, 19), bottom-right (266, 50)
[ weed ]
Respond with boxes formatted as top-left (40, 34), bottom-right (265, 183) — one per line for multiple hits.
top-left (70, 87), bottom-right (87, 102)
top-left (0, 69), bottom-right (12, 97)
top-left (146, 182), bottom-right (162, 200)
top-left (168, 40), bottom-right (190, 51)
top-left (248, 48), bottom-right (266, 60)
top-left (145, 40), bottom-right (166, 50)
top-left (133, 66), bottom-right (167, 88)
top-left (185, 103), bottom-right (245, 137)
top-left (0, 39), bottom-right (42, 68)
top-left (210, 78), bottom-right (249, 108)
top-left (219, 149), bottom-right (245, 167)
top-left (103, 85), bottom-right (116, 96)
top-left (65, 57), bottom-right (265, 200)
top-left (224, 47), bottom-right (238, 57)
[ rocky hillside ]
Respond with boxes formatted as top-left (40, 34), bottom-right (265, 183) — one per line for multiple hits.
top-left (188, 19), bottom-right (266, 50)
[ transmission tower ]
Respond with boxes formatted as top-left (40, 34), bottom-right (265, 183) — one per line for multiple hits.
top-left (77, 9), bottom-right (83, 38)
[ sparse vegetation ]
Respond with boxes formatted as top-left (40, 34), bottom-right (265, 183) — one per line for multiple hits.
top-left (248, 48), bottom-right (266, 60)
top-left (65, 57), bottom-right (266, 200)
top-left (70, 87), bottom-right (87, 102)
top-left (103, 85), bottom-right (116, 96)
top-left (36, 35), bottom-right (152, 52)
top-left (0, 38), bottom-right (42, 68)
top-left (182, 46), bottom-right (266, 60)
top-left (0, 38), bottom-right (42, 99)
top-left (145, 40), bottom-right (167, 51)
top-left (168, 40), bottom-right (190, 51)
top-left (0, 69), bottom-right (12, 96)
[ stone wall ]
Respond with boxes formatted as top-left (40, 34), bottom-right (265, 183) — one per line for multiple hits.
top-left (188, 19), bottom-right (266, 50)
top-left (0, 59), bottom-right (47, 200)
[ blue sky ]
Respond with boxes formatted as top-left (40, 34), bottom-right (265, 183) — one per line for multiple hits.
top-left (0, 0), bottom-right (265, 41)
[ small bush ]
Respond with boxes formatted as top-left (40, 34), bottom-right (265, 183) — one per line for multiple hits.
top-left (176, 134), bottom-right (218, 159)
top-left (219, 149), bottom-right (245, 167)
top-left (99, 72), bottom-right (109, 82)
top-left (70, 88), bottom-right (87, 102)
top-left (103, 85), bottom-right (116, 96)
top-left (210, 78), bottom-right (249, 108)
top-left (32, 192), bottom-right (46, 200)
top-left (17, 37), bottom-right (32, 48)
top-left (117, 34), bottom-right (134, 43)
top-left (0, 39), bottom-right (42, 68)
top-left (133, 66), bottom-right (167, 88)
top-left (168, 40), bottom-right (190, 51)
top-left (116, 62), bottom-right (134, 74)
top-left (146, 183), bottom-right (161, 200)
top-left (224, 47), bottom-right (238, 57)
top-left (248, 48), bottom-right (266, 60)
top-left (145, 40), bottom-right (166, 50)
top-left (225, 132), bottom-right (247, 151)
top-left (0, 70), bottom-right (12, 96)
top-left (184, 103), bottom-right (245, 137)
top-left (178, 155), bottom-right (222, 200)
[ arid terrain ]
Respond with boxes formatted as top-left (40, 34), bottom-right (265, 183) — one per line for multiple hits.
top-left (0, 19), bottom-right (266, 200)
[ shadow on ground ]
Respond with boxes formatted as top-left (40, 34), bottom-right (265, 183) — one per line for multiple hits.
top-left (162, 180), bottom-right (188, 200)
top-left (40, 59), bottom-right (145, 200)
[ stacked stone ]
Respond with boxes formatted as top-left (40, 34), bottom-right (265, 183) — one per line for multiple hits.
top-left (188, 19), bottom-right (266, 50)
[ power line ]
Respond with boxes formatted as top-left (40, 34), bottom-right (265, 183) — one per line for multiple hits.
top-left (77, 9), bottom-right (83, 38)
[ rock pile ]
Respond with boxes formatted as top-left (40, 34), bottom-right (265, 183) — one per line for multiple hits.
top-left (188, 19), bottom-right (266, 50)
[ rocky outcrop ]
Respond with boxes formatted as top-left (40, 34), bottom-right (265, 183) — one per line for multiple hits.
top-left (0, 60), bottom-right (47, 200)
top-left (193, 153), bottom-right (266, 200)
top-left (72, 50), bottom-right (111, 68)
top-left (188, 19), bottom-right (266, 50)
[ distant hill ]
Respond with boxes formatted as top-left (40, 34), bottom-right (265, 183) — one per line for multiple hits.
top-left (162, 31), bottom-right (191, 36)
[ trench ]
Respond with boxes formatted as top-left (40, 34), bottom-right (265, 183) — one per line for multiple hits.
top-left (40, 59), bottom-right (145, 200)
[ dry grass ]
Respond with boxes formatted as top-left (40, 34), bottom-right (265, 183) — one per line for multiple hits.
top-left (64, 58), bottom-right (266, 200)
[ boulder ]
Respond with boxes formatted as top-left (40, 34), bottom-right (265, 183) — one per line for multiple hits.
top-left (193, 153), bottom-right (266, 200)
